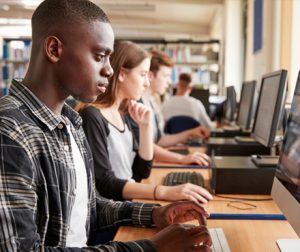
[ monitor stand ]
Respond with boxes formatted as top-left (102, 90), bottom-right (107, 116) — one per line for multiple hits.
top-left (277, 239), bottom-right (300, 252)
top-left (251, 155), bottom-right (279, 167)
top-left (234, 136), bottom-right (259, 143)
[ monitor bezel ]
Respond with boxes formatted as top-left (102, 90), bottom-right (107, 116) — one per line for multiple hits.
top-left (225, 86), bottom-right (237, 122)
top-left (271, 70), bottom-right (300, 238)
top-left (272, 176), bottom-right (300, 237)
top-left (236, 80), bottom-right (257, 131)
top-left (251, 69), bottom-right (287, 147)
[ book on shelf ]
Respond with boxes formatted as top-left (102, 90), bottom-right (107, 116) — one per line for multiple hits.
top-left (1, 39), bottom-right (32, 96)
top-left (171, 67), bottom-right (218, 86)
top-left (3, 40), bottom-right (31, 61)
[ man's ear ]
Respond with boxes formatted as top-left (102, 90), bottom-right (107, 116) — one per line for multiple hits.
top-left (44, 36), bottom-right (62, 63)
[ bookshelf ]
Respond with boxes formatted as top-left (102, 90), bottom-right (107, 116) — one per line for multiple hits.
top-left (0, 38), bottom-right (31, 96)
top-left (127, 39), bottom-right (221, 95)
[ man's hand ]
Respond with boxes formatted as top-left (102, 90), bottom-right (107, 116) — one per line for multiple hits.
top-left (189, 126), bottom-right (210, 140)
top-left (152, 201), bottom-right (209, 228)
top-left (151, 224), bottom-right (212, 252)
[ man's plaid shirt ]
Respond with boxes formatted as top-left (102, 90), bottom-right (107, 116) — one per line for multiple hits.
top-left (0, 79), bottom-right (156, 251)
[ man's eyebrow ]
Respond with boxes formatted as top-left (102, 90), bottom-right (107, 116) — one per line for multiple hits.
top-left (94, 45), bottom-right (113, 54)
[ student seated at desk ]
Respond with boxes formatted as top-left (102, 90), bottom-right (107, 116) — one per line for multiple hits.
top-left (127, 49), bottom-right (211, 166)
top-left (162, 72), bottom-right (216, 129)
top-left (79, 41), bottom-right (212, 203)
top-left (0, 1), bottom-right (212, 251)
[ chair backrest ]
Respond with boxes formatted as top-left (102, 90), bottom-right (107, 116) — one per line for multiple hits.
top-left (164, 116), bottom-right (200, 134)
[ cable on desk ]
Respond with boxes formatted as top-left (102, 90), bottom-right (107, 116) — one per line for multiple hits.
top-left (227, 200), bottom-right (257, 210)
top-left (214, 194), bottom-right (273, 201)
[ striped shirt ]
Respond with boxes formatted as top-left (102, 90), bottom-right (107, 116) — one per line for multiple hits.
top-left (0, 79), bottom-right (156, 251)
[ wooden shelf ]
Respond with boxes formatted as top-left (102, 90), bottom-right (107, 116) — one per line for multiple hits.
top-left (1, 59), bottom-right (29, 64)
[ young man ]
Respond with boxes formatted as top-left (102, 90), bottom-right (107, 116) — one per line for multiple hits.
top-left (0, 0), bottom-right (212, 251)
top-left (162, 72), bottom-right (216, 129)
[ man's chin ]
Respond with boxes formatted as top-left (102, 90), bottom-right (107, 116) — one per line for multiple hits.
top-left (73, 95), bottom-right (97, 104)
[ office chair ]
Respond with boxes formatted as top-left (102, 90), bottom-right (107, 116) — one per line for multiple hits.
top-left (164, 115), bottom-right (200, 134)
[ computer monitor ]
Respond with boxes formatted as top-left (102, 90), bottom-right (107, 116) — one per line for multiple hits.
top-left (271, 71), bottom-right (300, 250)
top-left (225, 86), bottom-right (237, 122)
top-left (236, 81), bottom-right (257, 131)
top-left (190, 88), bottom-right (210, 113)
top-left (252, 70), bottom-right (288, 147)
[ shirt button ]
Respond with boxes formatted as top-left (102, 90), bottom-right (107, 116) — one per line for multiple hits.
top-left (57, 123), bottom-right (64, 129)
top-left (64, 145), bottom-right (69, 151)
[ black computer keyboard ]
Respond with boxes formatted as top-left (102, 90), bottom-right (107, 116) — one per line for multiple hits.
top-left (163, 172), bottom-right (205, 187)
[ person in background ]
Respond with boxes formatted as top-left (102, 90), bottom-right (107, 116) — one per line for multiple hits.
top-left (79, 41), bottom-right (213, 204)
top-left (0, 0), bottom-right (212, 251)
top-left (128, 49), bottom-right (211, 166)
top-left (162, 72), bottom-right (216, 129)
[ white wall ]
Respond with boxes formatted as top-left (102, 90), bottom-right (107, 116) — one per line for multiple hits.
top-left (248, 0), bottom-right (300, 100)
top-left (209, 6), bottom-right (224, 95)
top-left (245, 0), bottom-right (281, 89)
top-left (223, 0), bottom-right (244, 99)
top-left (289, 0), bottom-right (300, 97)
top-left (244, 0), bottom-right (254, 81)
top-left (210, 6), bottom-right (223, 40)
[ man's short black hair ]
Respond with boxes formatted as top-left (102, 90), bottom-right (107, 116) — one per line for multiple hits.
top-left (32, 0), bottom-right (110, 39)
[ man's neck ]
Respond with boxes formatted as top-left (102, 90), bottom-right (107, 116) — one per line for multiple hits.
top-left (175, 90), bottom-right (189, 96)
top-left (23, 76), bottom-right (66, 115)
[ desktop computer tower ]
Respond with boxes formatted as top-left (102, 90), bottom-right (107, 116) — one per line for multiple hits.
top-left (206, 137), bottom-right (272, 156)
top-left (210, 156), bottom-right (276, 194)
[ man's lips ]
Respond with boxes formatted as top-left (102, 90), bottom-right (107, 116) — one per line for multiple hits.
top-left (97, 83), bottom-right (108, 93)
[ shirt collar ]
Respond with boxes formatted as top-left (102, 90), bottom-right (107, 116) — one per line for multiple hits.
top-left (10, 79), bottom-right (82, 131)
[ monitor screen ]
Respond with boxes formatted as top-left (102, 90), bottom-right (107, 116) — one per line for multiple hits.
top-left (271, 71), bottom-right (300, 237)
top-left (225, 86), bottom-right (237, 122)
top-left (190, 88), bottom-right (210, 113)
top-left (236, 81), bottom-right (256, 131)
top-left (252, 70), bottom-right (287, 147)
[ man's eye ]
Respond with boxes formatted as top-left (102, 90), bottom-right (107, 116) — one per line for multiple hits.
top-left (96, 54), bottom-right (105, 61)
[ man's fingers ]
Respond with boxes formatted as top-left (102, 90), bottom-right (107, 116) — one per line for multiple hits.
top-left (189, 226), bottom-right (212, 246)
top-left (174, 201), bottom-right (210, 218)
top-left (187, 209), bottom-right (207, 226)
top-left (190, 244), bottom-right (212, 252)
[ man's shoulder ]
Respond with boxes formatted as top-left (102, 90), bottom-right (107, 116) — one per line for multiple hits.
top-left (0, 95), bottom-right (21, 113)
top-left (0, 95), bottom-right (25, 121)
top-left (0, 95), bottom-right (33, 129)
